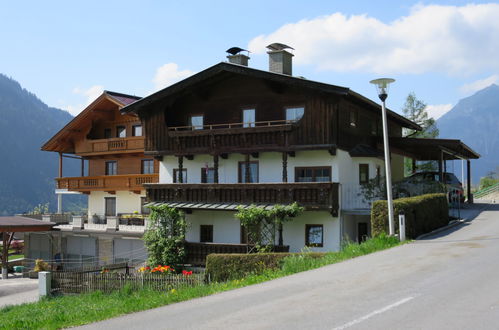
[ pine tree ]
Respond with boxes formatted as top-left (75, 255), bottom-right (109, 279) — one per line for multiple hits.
top-left (402, 93), bottom-right (439, 174)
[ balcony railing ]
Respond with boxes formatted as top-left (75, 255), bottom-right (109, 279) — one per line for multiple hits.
top-left (164, 120), bottom-right (297, 154)
top-left (75, 136), bottom-right (145, 155)
top-left (146, 182), bottom-right (339, 214)
top-left (56, 174), bottom-right (158, 192)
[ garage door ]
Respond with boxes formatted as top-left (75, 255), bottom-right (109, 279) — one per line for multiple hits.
top-left (66, 236), bottom-right (97, 268)
top-left (28, 234), bottom-right (50, 261)
top-left (113, 238), bottom-right (146, 265)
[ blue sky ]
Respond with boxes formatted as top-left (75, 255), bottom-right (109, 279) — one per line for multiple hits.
top-left (1, 0), bottom-right (498, 118)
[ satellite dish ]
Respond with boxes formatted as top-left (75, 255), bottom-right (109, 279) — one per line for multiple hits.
top-left (226, 47), bottom-right (248, 55)
top-left (266, 43), bottom-right (294, 51)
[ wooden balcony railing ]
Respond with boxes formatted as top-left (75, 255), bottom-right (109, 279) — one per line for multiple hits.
top-left (56, 174), bottom-right (158, 192)
top-left (75, 136), bottom-right (145, 155)
top-left (145, 182), bottom-right (339, 214)
top-left (164, 120), bottom-right (297, 155)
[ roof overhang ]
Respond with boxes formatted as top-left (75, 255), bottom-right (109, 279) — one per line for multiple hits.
top-left (145, 202), bottom-right (275, 211)
top-left (0, 216), bottom-right (56, 233)
top-left (389, 137), bottom-right (480, 160)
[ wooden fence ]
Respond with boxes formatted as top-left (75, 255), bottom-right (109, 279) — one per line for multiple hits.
top-left (51, 271), bottom-right (205, 294)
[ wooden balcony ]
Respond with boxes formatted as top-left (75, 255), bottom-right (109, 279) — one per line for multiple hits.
top-left (164, 120), bottom-right (297, 155)
top-left (56, 174), bottom-right (158, 193)
top-left (75, 136), bottom-right (145, 156)
top-left (146, 182), bottom-right (339, 215)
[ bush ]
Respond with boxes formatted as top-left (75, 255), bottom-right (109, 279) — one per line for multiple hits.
top-left (206, 252), bottom-right (326, 282)
top-left (371, 193), bottom-right (448, 238)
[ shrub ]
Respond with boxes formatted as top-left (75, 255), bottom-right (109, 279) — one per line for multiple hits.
top-left (371, 193), bottom-right (448, 238)
top-left (34, 259), bottom-right (49, 272)
top-left (206, 252), bottom-right (326, 282)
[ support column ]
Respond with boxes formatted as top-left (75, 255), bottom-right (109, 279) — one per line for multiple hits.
top-left (467, 159), bottom-right (473, 204)
top-left (412, 158), bottom-right (417, 174)
top-left (245, 154), bottom-right (250, 183)
top-left (58, 152), bottom-right (63, 214)
top-left (438, 150), bottom-right (444, 183)
top-left (178, 156), bottom-right (184, 183)
top-left (81, 158), bottom-right (85, 177)
top-left (58, 152), bottom-right (63, 178)
top-left (282, 152), bottom-right (288, 183)
top-left (2, 233), bottom-right (8, 279)
top-left (213, 155), bottom-right (219, 184)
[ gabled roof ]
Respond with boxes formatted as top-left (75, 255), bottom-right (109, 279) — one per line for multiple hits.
top-left (121, 62), bottom-right (421, 131)
top-left (42, 91), bottom-right (141, 153)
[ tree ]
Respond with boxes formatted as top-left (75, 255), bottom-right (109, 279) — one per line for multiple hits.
top-left (143, 205), bottom-right (187, 267)
top-left (402, 93), bottom-right (439, 174)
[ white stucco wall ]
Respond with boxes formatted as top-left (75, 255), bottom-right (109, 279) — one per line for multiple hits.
top-left (185, 210), bottom-right (340, 252)
top-left (88, 190), bottom-right (146, 217)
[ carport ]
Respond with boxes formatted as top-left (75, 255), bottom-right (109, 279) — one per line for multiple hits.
top-left (0, 216), bottom-right (55, 279)
top-left (389, 137), bottom-right (480, 203)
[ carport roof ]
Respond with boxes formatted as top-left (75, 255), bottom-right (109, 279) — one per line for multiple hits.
top-left (0, 216), bottom-right (56, 232)
top-left (389, 137), bottom-right (480, 161)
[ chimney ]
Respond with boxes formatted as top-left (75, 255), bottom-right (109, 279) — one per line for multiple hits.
top-left (266, 43), bottom-right (294, 75)
top-left (226, 47), bottom-right (250, 66)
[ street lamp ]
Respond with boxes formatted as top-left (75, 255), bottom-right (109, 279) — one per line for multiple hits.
top-left (370, 78), bottom-right (395, 236)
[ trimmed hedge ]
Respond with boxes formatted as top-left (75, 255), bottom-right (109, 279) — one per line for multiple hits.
top-left (206, 252), bottom-right (326, 282)
top-left (371, 193), bottom-right (449, 238)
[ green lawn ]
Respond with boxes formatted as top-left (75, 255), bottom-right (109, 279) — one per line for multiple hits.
top-left (8, 254), bottom-right (24, 261)
top-left (0, 235), bottom-right (403, 329)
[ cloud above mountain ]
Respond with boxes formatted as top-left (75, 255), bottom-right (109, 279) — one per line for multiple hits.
top-left (248, 4), bottom-right (499, 76)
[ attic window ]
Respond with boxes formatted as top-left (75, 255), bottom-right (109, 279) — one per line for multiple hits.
top-left (190, 115), bottom-right (204, 130)
top-left (286, 107), bottom-right (304, 122)
top-left (350, 110), bottom-right (358, 128)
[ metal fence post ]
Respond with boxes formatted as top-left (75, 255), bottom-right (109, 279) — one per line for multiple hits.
top-left (398, 213), bottom-right (406, 242)
top-left (39, 271), bottom-right (52, 297)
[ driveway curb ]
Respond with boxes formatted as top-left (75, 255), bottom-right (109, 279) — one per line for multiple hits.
top-left (416, 219), bottom-right (464, 240)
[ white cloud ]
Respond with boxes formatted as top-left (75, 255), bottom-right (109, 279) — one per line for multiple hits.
top-left (153, 63), bottom-right (194, 91)
top-left (63, 85), bottom-right (104, 116)
top-left (460, 74), bottom-right (499, 94)
top-left (426, 104), bottom-right (453, 120)
top-left (248, 4), bottom-right (499, 75)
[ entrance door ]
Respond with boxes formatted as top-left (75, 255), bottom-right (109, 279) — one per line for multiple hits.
top-left (358, 222), bottom-right (368, 243)
top-left (105, 197), bottom-right (116, 217)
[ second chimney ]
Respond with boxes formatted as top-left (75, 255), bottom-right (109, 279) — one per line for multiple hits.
top-left (267, 43), bottom-right (294, 75)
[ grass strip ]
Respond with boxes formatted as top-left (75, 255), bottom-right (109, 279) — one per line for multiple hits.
top-left (0, 234), bottom-right (402, 329)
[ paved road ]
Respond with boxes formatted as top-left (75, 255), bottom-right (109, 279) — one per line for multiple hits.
top-left (82, 203), bottom-right (498, 330)
top-left (0, 277), bottom-right (38, 308)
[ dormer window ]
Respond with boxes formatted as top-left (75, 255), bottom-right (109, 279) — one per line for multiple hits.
top-left (132, 125), bottom-right (142, 137)
top-left (190, 115), bottom-right (204, 130)
top-left (243, 109), bottom-right (255, 128)
top-left (286, 107), bottom-right (304, 122)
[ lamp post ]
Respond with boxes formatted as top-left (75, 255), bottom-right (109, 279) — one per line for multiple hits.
top-left (370, 78), bottom-right (395, 236)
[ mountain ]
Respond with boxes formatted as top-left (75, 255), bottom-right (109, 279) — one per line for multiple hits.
top-left (0, 74), bottom-right (82, 215)
top-left (437, 84), bottom-right (499, 184)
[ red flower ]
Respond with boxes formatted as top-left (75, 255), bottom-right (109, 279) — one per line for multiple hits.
top-left (182, 270), bottom-right (193, 276)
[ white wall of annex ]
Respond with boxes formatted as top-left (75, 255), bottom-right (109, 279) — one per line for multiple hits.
top-left (185, 210), bottom-right (241, 244)
top-left (88, 191), bottom-right (145, 216)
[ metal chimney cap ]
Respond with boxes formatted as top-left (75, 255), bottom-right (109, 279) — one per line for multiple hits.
top-left (266, 43), bottom-right (294, 51)
top-left (226, 47), bottom-right (249, 55)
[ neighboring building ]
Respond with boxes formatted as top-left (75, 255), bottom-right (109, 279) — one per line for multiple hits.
top-left (24, 91), bottom-right (157, 267)
top-left (120, 44), bottom-right (478, 253)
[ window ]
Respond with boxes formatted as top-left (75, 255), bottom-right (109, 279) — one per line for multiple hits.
top-left (141, 159), bottom-right (154, 174)
top-left (305, 224), bottom-right (323, 247)
top-left (286, 107), bottom-right (304, 122)
top-left (141, 197), bottom-right (150, 215)
top-left (201, 167), bottom-right (216, 183)
top-left (238, 161), bottom-right (259, 183)
top-left (116, 126), bottom-right (126, 138)
top-left (104, 128), bottom-right (112, 139)
top-left (350, 109), bottom-right (358, 127)
top-left (132, 125), bottom-right (142, 137)
top-left (190, 115), bottom-right (204, 130)
top-left (295, 167), bottom-right (331, 182)
top-left (105, 161), bottom-right (117, 175)
top-left (243, 109), bottom-right (255, 128)
top-left (200, 225), bottom-right (214, 243)
top-left (105, 197), bottom-right (116, 216)
top-left (173, 168), bottom-right (187, 183)
top-left (359, 164), bottom-right (369, 184)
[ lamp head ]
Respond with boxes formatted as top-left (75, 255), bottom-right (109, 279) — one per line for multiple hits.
top-left (370, 78), bottom-right (395, 102)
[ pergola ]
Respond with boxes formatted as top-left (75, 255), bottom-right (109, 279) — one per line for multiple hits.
top-left (389, 137), bottom-right (481, 202)
top-left (0, 216), bottom-right (56, 279)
